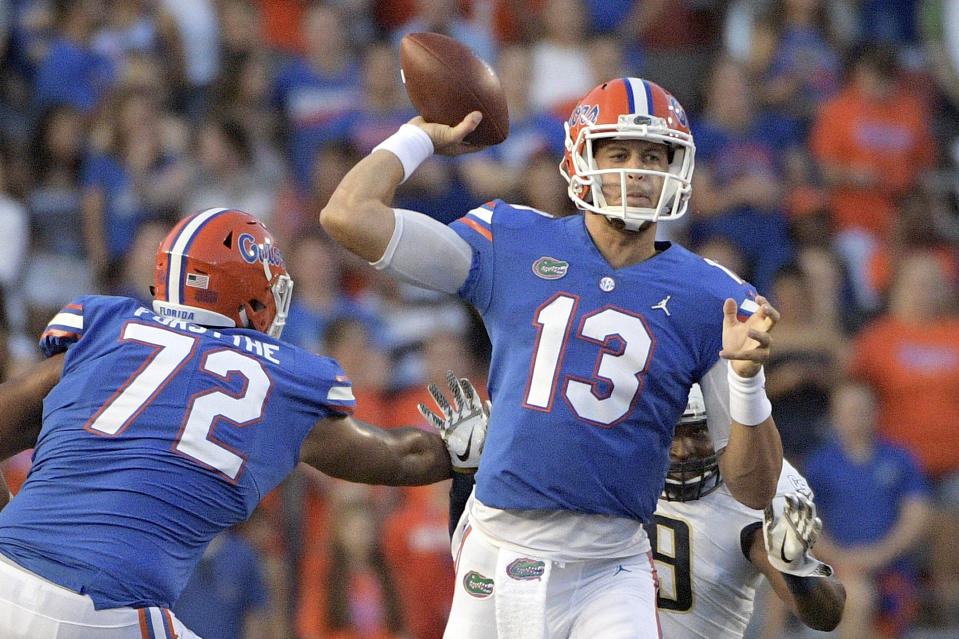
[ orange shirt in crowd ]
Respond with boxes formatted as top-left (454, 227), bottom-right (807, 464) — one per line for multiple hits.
top-left (255, 0), bottom-right (307, 55)
top-left (809, 86), bottom-right (936, 237)
top-left (867, 247), bottom-right (959, 297)
top-left (850, 317), bottom-right (959, 478)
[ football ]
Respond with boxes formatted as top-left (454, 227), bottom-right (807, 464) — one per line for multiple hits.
top-left (400, 32), bottom-right (509, 147)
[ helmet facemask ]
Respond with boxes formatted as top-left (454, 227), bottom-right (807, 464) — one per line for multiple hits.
top-left (661, 438), bottom-right (723, 503)
top-left (565, 114), bottom-right (694, 231)
top-left (661, 383), bottom-right (722, 502)
top-left (259, 243), bottom-right (294, 339)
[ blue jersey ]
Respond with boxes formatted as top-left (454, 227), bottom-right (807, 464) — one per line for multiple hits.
top-left (451, 202), bottom-right (758, 521)
top-left (0, 296), bottom-right (355, 609)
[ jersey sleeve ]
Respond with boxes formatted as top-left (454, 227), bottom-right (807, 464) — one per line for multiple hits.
top-left (700, 359), bottom-right (733, 450)
top-left (38, 296), bottom-right (95, 357)
top-left (449, 201), bottom-right (498, 313)
top-left (293, 352), bottom-right (357, 417)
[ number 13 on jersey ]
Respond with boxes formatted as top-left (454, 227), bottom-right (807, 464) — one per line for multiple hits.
top-left (524, 293), bottom-right (655, 427)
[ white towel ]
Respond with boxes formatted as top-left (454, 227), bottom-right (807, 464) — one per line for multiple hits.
top-left (494, 548), bottom-right (551, 639)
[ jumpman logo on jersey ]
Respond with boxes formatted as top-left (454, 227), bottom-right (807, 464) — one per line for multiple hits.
top-left (651, 295), bottom-right (671, 316)
top-left (613, 564), bottom-right (632, 576)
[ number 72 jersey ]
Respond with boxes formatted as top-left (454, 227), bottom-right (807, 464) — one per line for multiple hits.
top-left (0, 295), bottom-right (355, 610)
top-left (450, 202), bottom-right (759, 523)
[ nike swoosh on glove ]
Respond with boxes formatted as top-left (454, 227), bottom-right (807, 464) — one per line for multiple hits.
top-left (764, 492), bottom-right (834, 577)
top-left (418, 370), bottom-right (490, 473)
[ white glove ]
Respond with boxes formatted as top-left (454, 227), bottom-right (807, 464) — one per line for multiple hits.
top-left (418, 371), bottom-right (490, 473)
top-left (764, 492), bottom-right (834, 577)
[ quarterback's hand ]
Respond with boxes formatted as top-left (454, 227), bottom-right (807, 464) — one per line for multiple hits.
top-left (764, 493), bottom-right (833, 577)
top-left (410, 113), bottom-right (485, 156)
top-left (720, 295), bottom-right (780, 378)
top-left (418, 371), bottom-right (490, 473)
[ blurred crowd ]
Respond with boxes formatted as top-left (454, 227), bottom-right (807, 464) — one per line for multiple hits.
top-left (1, 1), bottom-right (959, 638)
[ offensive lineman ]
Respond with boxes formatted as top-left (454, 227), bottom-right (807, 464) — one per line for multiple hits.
top-left (0, 208), bottom-right (485, 638)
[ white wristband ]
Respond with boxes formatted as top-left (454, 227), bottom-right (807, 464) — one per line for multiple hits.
top-left (727, 362), bottom-right (772, 427)
top-left (371, 124), bottom-right (434, 184)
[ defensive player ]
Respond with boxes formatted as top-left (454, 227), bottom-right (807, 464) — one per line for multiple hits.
top-left (0, 208), bottom-right (485, 638)
top-left (322, 77), bottom-right (783, 637)
top-left (651, 384), bottom-right (845, 638)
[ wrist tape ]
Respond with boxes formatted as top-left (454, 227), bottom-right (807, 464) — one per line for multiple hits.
top-left (371, 124), bottom-right (434, 183)
top-left (728, 362), bottom-right (772, 426)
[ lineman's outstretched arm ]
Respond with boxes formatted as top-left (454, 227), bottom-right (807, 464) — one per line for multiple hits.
top-left (299, 415), bottom-right (453, 486)
top-left (0, 353), bottom-right (64, 460)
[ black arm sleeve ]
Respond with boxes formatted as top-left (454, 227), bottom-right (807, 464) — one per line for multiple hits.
top-left (449, 472), bottom-right (476, 539)
top-left (740, 521), bottom-right (763, 560)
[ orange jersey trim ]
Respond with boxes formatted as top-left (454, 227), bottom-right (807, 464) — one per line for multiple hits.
top-left (461, 217), bottom-right (492, 242)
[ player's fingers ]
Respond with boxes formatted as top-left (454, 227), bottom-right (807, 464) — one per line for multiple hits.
top-left (483, 400), bottom-right (492, 418)
top-left (447, 370), bottom-right (466, 412)
top-left (758, 298), bottom-right (780, 326)
top-left (429, 382), bottom-right (454, 419)
top-left (763, 504), bottom-right (775, 528)
top-left (719, 347), bottom-right (768, 362)
top-left (796, 511), bottom-right (811, 539)
top-left (746, 328), bottom-right (771, 348)
top-left (460, 377), bottom-right (480, 411)
top-left (417, 402), bottom-right (446, 433)
top-left (722, 298), bottom-right (739, 327)
top-left (810, 517), bottom-right (823, 543)
top-left (799, 496), bottom-right (813, 521)
top-left (451, 111), bottom-right (482, 140)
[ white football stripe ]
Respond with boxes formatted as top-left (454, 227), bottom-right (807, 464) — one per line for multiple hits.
top-left (626, 78), bottom-right (648, 115)
top-left (467, 206), bottom-right (493, 224)
top-left (327, 385), bottom-right (355, 402)
top-left (48, 312), bottom-right (83, 329)
top-left (168, 208), bottom-right (228, 304)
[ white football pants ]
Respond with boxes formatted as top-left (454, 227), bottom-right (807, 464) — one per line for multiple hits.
top-left (0, 553), bottom-right (202, 639)
top-left (444, 523), bottom-right (662, 639)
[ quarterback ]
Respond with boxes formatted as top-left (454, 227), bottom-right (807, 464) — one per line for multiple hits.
top-left (322, 76), bottom-right (784, 638)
